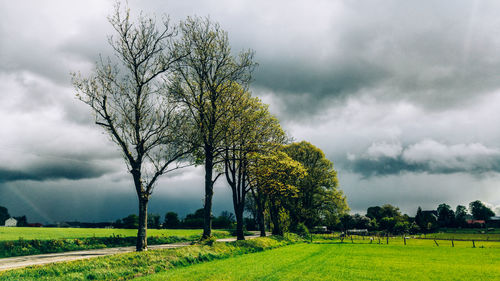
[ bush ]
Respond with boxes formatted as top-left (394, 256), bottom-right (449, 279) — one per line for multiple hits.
top-left (295, 223), bottom-right (310, 238)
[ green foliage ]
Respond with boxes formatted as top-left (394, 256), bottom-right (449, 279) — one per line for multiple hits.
top-left (148, 214), bottom-right (161, 229)
top-left (0, 205), bottom-right (10, 225)
top-left (164, 212), bottom-right (180, 229)
top-left (469, 200), bottom-right (495, 220)
top-left (295, 223), bottom-right (310, 239)
top-left (282, 141), bottom-right (348, 229)
top-left (0, 237), bottom-right (294, 280)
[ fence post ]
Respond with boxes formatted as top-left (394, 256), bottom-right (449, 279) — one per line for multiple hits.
top-left (472, 240), bottom-right (475, 248)
top-left (386, 234), bottom-right (389, 245)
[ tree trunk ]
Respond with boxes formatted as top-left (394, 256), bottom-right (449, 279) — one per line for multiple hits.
top-left (235, 204), bottom-right (245, 240)
top-left (137, 197), bottom-right (148, 251)
top-left (253, 193), bottom-right (266, 237)
top-left (270, 202), bottom-right (282, 236)
top-left (203, 150), bottom-right (214, 239)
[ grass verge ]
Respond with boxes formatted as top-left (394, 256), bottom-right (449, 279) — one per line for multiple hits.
top-left (0, 235), bottom-right (297, 280)
top-left (0, 229), bottom-right (230, 258)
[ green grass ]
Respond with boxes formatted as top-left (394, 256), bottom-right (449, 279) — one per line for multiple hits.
top-left (312, 235), bottom-right (500, 248)
top-left (0, 236), bottom-right (294, 280)
top-left (418, 232), bottom-right (500, 241)
top-left (0, 227), bottom-right (229, 241)
top-left (141, 242), bottom-right (500, 281)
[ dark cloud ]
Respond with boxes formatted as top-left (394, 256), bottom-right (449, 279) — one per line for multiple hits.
top-left (0, 159), bottom-right (115, 183)
top-left (251, 0), bottom-right (500, 117)
top-left (345, 140), bottom-right (500, 177)
top-left (1, 0), bottom-right (500, 222)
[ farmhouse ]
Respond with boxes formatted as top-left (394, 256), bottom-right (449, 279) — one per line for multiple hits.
top-left (4, 217), bottom-right (17, 227)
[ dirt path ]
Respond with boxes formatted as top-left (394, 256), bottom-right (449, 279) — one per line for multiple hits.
top-left (0, 235), bottom-right (260, 271)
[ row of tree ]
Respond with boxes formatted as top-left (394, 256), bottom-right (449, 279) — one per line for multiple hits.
top-left (338, 200), bottom-right (496, 235)
top-left (73, 4), bottom-right (347, 251)
top-left (114, 210), bottom-right (235, 229)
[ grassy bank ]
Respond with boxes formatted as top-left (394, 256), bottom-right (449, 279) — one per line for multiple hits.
top-left (141, 242), bottom-right (500, 280)
top-left (0, 227), bottom-right (229, 241)
top-left (0, 228), bottom-right (230, 258)
top-left (0, 236), bottom-right (295, 280)
top-left (0, 236), bottom-right (189, 258)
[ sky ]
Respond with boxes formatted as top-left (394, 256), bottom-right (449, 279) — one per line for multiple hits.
top-left (1, 0), bottom-right (500, 223)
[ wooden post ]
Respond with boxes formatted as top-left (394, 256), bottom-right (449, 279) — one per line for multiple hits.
top-left (404, 237), bottom-right (406, 246)
top-left (434, 239), bottom-right (439, 247)
top-left (472, 240), bottom-right (475, 248)
top-left (451, 239), bottom-right (454, 247)
top-left (386, 234), bottom-right (389, 245)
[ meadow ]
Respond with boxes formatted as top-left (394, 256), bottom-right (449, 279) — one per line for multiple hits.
top-left (0, 227), bottom-right (229, 241)
top-left (140, 242), bottom-right (500, 281)
top-left (0, 227), bottom-right (231, 258)
top-left (0, 236), bottom-right (293, 280)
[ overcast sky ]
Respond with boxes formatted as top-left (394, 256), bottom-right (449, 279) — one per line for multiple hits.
top-left (1, 0), bottom-right (500, 223)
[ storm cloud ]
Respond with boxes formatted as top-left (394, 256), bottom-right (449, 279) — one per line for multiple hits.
top-left (1, 0), bottom-right (500, 222)
top-left (348, 140), bottom-right (500, 177)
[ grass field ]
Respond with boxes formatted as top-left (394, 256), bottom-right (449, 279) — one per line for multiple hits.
top-left (0, 237), bottom-right (293, 280)
top-left (0, 227), bottom-right (229, 241)
top-left (140, 242), bottom-right (500, 281)
top-left (418, 232), bottom-right (500, 241)
top-left (312, 236), bottom-right (500, 248)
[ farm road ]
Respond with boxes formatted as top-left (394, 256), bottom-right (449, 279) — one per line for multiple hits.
top-left (0, 235), bottom-right (260, 271)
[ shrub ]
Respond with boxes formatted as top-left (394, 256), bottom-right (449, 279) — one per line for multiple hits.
top-left (295, 223), bottom-right (310, 239)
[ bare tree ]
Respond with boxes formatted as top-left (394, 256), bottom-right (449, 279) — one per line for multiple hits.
top-left (72, 4), bottom-right (192, 251)
top-left (171, 16), bottom-right (256, 238)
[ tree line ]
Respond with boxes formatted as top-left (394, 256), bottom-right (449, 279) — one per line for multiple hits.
top-left (73, 3), bottom-right (347, 251)
top-left (337, 200), bottom-right (496, 235)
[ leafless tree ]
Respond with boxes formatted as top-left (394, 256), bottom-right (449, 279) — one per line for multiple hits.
top-left (72, 4), bottom-right (192, 251)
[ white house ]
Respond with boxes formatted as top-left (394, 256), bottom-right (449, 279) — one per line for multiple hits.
top-left (4, 217), bottom-right (17, 227)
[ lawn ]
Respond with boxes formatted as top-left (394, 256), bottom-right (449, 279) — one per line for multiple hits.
top-left (0, 227), bottom-right (229, 241)
top-left (141, 242), bottom-right (500, 281)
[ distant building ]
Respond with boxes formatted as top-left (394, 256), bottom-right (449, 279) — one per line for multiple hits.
top-left (4, 217), bottom-right (17, 227)
top-left (466, 219), bottom-right (485, 225)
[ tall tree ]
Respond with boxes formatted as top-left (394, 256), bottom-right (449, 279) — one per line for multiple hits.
top-left (73, 4), bottom-right (192, 251)
top-left (469, 200), bottom-right (495, 220)
top-left (437, 203), bottom-right (455, 227)
top-left (171, 16), bottom-right (256, 238)
top-left (222, 90), bottom-right (286, 240)
top-left (415, 206), bottom-right (424, 229)
top-left (282, 141), bottom-right (343, 229)
top-left (0, 206), bottom-right (10, 225)
top-left (247, 151), bottom-right (306, 235)
top-left (455, 205), bottom-right (468, 226)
